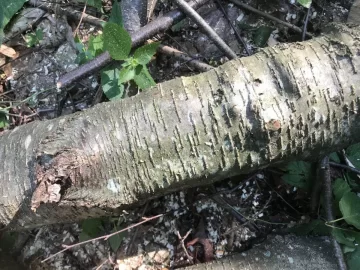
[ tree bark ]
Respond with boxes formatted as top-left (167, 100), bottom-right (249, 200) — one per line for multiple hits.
top-left (1, 24), bottom-right (360, 230)
top-left (183, 235), bottom-right (337, 270)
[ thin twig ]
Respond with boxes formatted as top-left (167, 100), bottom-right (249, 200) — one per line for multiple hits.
top-left (229, 0), bottom-right (313, 37)
top-left (41, 214), bottom-right (163, 263)
top-left (213, 0), bottom-right (251, 56)
top-left (173, 0), bottom-right (237, 59)
top-left (158, 44), bottom-right (213, 72)
top-left (321, 156), bottom-right (347, 270)
top-left (73, 1), bottom-right (88, 37)
top-left (176, 229), bottom-right (193, 262)
top-left (57, 0), bottom-right (210, 88)
top-left (329, 161), bottom-right (360, 175)
top-left (29, 0), bottom-right (105, 27)
top-left (302, 5), bottom-right (312, 41)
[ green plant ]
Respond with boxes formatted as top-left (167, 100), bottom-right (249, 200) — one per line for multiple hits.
top-left (79, 217), bottom-right (126, 252)
top-left (282, 143), bottom-right (360, 269)
top-left (74, 2), bottom-right (159, 101)
top-left (0, 0), bottom-right (27, 43)
top-left (297, 0), bottom-right (312, 8)
top-left (25, 29), bottom-right (43, 47)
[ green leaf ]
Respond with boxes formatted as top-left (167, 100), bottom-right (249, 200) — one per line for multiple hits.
top-left (79, 231), bottom-right (92, 242)
top-left (347, 246), bottom-right (360, 270)
top-left (119, 65), bottom-right (135, 83)
top-left (25, 29), bottom-right (43, 47)
top-left (76, 0), bottom-right (102, 11)
top-left (101, 68), bottom-right (124, 100)
top-left (0, 0), bottom-right (26, 30)
top-left (281, 161), bottom-right (312, 189)
top-left (0, 110), bottom-right (8, 128)
top-left (297, 0), bottom-right (312, 8)
top-left (333, 178), bottom-right (351, 204)
top-left (88, 34), bottom-right (104, 57)
top-left (339, 192), bottom-right (360, 229)
top-left (134, 43), bottom-right (160, 65)
top-left (332, 228), bottom-right (355, 247)
top-left (108, 229), bottom-right (126, 252)
top-left (346, 143), bottom-right (360, 169)
top-left (253, 26), bottom-right (274, 48)
top-left (134, 65), bottom-right (156, 90)
top-left (108, 1), bottom-right (123, 26)
top-left (103, 23), bottom-right (132, 60)
top-left (81, 218), bottom-right (102, 237)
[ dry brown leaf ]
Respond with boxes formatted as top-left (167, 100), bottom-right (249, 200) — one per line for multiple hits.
top-left (0, 44), bottom-right (19, 58)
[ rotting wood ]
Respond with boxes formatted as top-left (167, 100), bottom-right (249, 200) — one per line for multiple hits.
top-left (1, 23), bottom-right (360, 230)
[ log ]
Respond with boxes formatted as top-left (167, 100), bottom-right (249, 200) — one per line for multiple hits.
top-left (184, 235), bottom-right (337, 270)
top-left (1, 23), bottom-right (360, 230)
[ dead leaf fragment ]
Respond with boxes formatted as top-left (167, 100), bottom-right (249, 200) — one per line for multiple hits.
top-left (0, 44), bottom-right (19, 58)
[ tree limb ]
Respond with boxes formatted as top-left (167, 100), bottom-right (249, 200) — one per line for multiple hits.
top-left (1, 23), bottom-right (360, 230)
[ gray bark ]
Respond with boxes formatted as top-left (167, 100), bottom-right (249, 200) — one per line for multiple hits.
top-left (183, 234), bottom-right (337, 270)
top-left (1, 24), bottom-right (360, 230)
top-left (121, 0), bottom-right (147, 34)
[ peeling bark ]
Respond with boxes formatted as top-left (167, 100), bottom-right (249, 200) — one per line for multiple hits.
top-left (1, 24), bottom-right (360, 230)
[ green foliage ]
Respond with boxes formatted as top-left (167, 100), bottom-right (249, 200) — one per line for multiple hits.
top-left (333, 178), bottom-right (351, 205)
top-left (134, 43), bottom-right (160, 65)
top-left (133, 65), bottom-right (156, 89)
top-left (103, 22), bottom-right (132, 61)
top-left (0, 0), bottom-right (27, 43)
top-left (25, 29), bottom-right (43, 47)
top-left (108, 226), bottom-right (126, 252)
top-left (79, 218), bottom-right (102, 241)
top-left (297, 0), bottom-right (312, 8)
top-left (76, 0), bottom-right (103, 11)
top-left (108, 1), bottom-right (123, 27)
top-left (347, 247), bottom-right (360, 270)
top-left (253, 26), bottom-right (274, 48)
top-left (73, 1), bottom-right (158, 100)
top-left (88, 34), bottom-right (104, 57)
top-left (0, 110), bottom-right (8, 128)
top-left (339, 192), bottom-right (360, 230)
top-left (101, 67), bottom-right (124, 100)
top-left (281, 161), bottom-right (312, 189)
top-left (332, 228), bottom-right (356, 248)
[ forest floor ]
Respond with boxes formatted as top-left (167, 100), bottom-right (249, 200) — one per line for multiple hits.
top-left (0, 0), bottom-right (354, 269)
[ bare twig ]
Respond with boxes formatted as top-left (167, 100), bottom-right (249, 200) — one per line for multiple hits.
top-left (229, 0), bottom-right (313, 38)
top-left (29, 0), bottom-right (105, 27)
top-left (41, 214), bottom-right (163, 263)
top-left (321, 156), bottom-right (347, 270)
top-left (176, 229), bottom-right (193, 262)
top-left (173, 0), bottom-right (237, 59)
top-left (73, 1), bottom-right (88, 37)
top-left (329, 161), bottom-right (360, 175)
top-left (158, 44), bottom-right (213, 72)
top-left (57, 0), bottom-right (210, 88)
top-left (302, 5), bottom-right (312, 41)
top-left (213, 0), bottom-right (251, 56)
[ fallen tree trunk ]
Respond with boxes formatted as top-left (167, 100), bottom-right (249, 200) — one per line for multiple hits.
top-left (184, 235), bottom-right (337, 270)
top-left (1, 23), bottom-right (360, 230)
